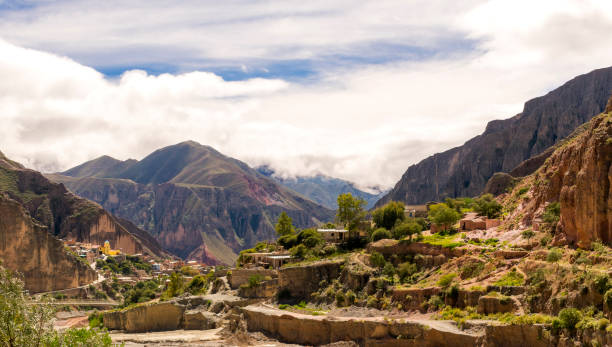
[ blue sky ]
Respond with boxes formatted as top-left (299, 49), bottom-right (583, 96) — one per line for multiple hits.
top-left (0, 0), bottom-right (611, 188)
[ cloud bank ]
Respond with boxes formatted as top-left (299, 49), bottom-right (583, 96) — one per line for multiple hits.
top-left (0, 0), bottom-right (611, 189)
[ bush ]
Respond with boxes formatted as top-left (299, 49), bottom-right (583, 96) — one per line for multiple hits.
top-left (335, 291), bottom-right (346, 307)
top-left (371, 228), bottom-right (392, 242)
top-left (558, 308), bottom-right (582, 330)
top-left (346, 290), bottom-right (356, 305)
top-left (247, 274), bottom-right (263, 288)
top-left (427, 295), bottom-right (444, 310)
top-left (542, 202), bottom-right (561, 225)
top-left (473, 194), bottom-right (502, 219)
top-left (428, 203), bottom-right (461, 232)
top-left (186, 275), bottom-right (209, 294)
top-left (370, 251), bottom-right (386, 268)
top-left (382, 262), bottom-right (396, 277)
top-left (366, 296), bottom-right (378, 308)
top-left (494, 269), bottom-right (524, 286)
top-left (290, 244), bottom-right (308, 259)
top-left (398, 262), bottom-right (418, 282)
top-left (593, 274), bottom-right (610, 294)
top-left (437, 273), bottom-right (456, 287)
top-left (604, 289), bottom-right (612, 310)
top-left (460, 262), bottom-right (484, 279)
top-left (278, 234), bottom-right (298, 249)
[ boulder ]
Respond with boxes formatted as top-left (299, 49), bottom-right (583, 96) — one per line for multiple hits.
top-left (183, 309), bottom-right (220, 330)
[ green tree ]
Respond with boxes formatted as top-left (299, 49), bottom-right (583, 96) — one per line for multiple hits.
top-left (0, 266), bottom-right (111, 347)
top-left (521, 229), bottom-right (535, 243)
top-left (428, 203), bottom-right (460, 233)
top-left (275, 212), bottom-right (295, 236)
top-left (166, 272), bottom-right (184, 298)
top-left (336, 193), bottom-right (367, 234)
top-left (473, 194), bottom-right (502, 219)
top-left (372, 201), bottom-right (405, 230)
top-left (392, 221), bottom-right (422, 240)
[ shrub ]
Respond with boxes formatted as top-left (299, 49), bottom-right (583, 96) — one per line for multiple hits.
top-left (540, 234), bottom-right (552, 246)
top-left (542, 202), bottom-right (561, 225)
top-left (278, 234), bottom-right (298, 249)
top-left (604, 289), bottom-right (612, 310)
top-left (382, 262), bottom-right (396, 277)
top-left (437, 273), bottom-right (456, 287)
top-left (366, 296), bottom-right (379, 308)
top-left (335, 291), bottom-right (346, 307)
top-left (290, 244), bottom-right (308, 259)
top-left (593, 274), bottom-right (610, 294)
top-left (370, 251), bottom-right (386, 268)
top-left (547, 248), bottom-right (562, 265)
top-left (398, 262), bottom-right (418, 282)
top-left (186, 275), bottom-right (209, 294)
top-left (521, 229), bottom-right (535, 241)
top-left (473, 194), bottom-right (502, 219)
top-left (346, 290), bottom-right (356, 305)
top-left (247, 274), bottom-right (263, 288)
top-left (558, 308), bottom-right (582, 330)
top-left (427, 295), bottom-right (444, 310)
top-left (460, 262), bottom-right (484, 279)
top-left (371, 228), bottom-right (392, 242)
top-left (494, 269), bottom-right (524, 286)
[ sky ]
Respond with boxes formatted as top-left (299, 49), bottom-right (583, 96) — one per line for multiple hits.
top-left (1, 0), bottom-right (612, 190)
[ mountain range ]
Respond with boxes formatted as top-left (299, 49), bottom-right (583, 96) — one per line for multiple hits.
top-left (0, 151), bottom-right (166, 292)
top-left (377, 66), bottom-right (612, 206)
top-left (256, 166), bottom-right (386, 209)
top-left (48, 141), bottom-right (334, 265)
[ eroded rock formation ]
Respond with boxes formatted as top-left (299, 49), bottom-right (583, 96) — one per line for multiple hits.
top-left (506, 99), bottom-right (612, 248)
top-left (0, 193), bottom-right (97, 293)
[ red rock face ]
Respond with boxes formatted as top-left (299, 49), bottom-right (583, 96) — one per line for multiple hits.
top-left (523, 104), bottom-right (612, 248)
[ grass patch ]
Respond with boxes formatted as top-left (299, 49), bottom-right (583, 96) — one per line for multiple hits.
top-left (421, 233), bottom-right (465, 249)
top-left (494, 269), bottom-right (524, 286)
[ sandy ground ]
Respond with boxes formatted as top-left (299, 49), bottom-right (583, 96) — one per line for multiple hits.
top-left (111, 329), bottom-right (304, 347)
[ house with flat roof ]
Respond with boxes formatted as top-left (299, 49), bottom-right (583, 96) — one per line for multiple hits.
top-left (317, 229), bottom-right (348, 243)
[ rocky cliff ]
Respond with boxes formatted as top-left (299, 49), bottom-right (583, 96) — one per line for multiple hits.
top-left (378, 66), bottom-right (612, 206)
top-left (0, 192), bottom-right (97, 293)
top-left (0, 151), bottom-right (166, 259)
top-left (49, 141), bottom-right (334, 265)
top-left (505, 98), bottom-right (612, 248)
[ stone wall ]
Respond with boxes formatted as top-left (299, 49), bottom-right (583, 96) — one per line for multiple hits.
top-left (229, 268), bottom-right (277, 289)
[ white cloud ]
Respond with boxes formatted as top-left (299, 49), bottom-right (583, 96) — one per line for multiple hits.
top-left (0, 1), bottom-right (611, 190)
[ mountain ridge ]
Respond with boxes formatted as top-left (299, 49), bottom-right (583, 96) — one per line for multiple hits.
top-left (50, 141), bottom-right (335, 265)
top-left (377, 66), bottom-right (612, 206)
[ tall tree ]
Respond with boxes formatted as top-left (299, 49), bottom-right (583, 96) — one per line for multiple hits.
top-left (275, 211), bottom-right (295, 236)
top-left (336, 193), bottom-right (366, 234)
top-left (428, 203), bottom-right (460, 233)
top-left (373, 201), bottom-right (405, 230)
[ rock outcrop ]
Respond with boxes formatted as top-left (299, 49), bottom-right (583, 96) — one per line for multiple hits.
top-left (377, 66), bottom-right (612, 206)
top-left (0, 193), bottom-right (97, 293)
top-left (49, 141), bottom-right (334, 265)
top-left (103, 302), bottom-right (185, 332)
top-left (240, 304), bottom-right (577, 347)
top-left (507, 102), bottom-right (612, 248)
top-left (278, 260), bottom-right (343, 298)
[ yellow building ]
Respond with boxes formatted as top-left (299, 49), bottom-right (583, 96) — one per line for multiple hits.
top-left (100, 240), bottom-right (121, 256)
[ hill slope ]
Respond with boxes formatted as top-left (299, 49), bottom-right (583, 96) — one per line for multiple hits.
top-left (377, 66), bottom-right (612, 206)
top-left (49, 141), bottom-right (334, 265)
top-left (256, 166), bottom-right (385, 209)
